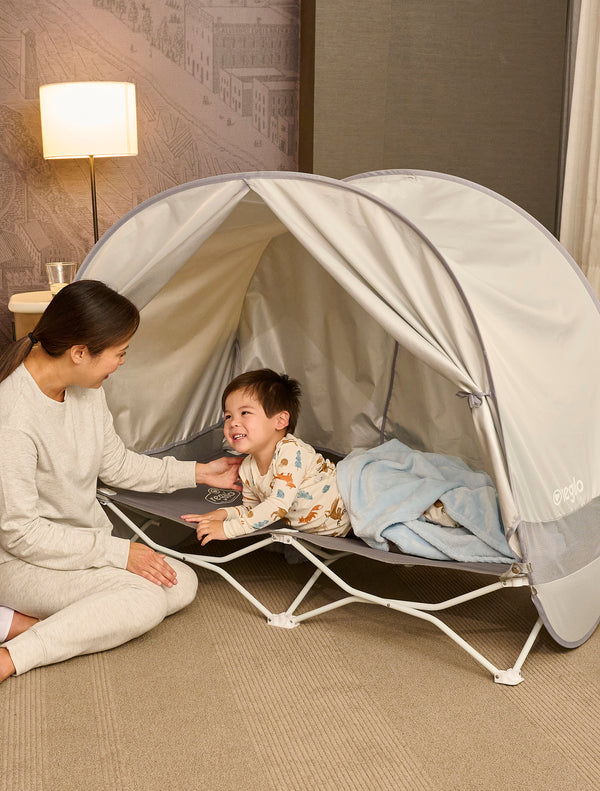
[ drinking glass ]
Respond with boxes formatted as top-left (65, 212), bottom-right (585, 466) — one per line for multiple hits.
top-left (46, 262), bottom-right (78, 295)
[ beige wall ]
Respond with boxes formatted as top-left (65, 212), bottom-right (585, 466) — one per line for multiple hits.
top-left (308, 0), bottom-right (569, 232)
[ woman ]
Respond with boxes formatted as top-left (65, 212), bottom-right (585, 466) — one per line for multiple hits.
top-left (0, 280), bottom-right (241, 683)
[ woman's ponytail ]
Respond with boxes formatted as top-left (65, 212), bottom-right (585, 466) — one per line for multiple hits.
top-left (0, 333), bottom-right (37, 385)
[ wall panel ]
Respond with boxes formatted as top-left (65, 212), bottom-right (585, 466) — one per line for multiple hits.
top-left (308, 0), bottom-right (569, 232)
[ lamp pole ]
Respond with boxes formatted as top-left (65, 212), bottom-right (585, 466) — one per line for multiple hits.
top-left (88, 154), bottom-right (99, 244)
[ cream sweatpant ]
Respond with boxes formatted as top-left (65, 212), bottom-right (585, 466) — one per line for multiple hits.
top-left (0, 557), bottom-right (198, 675)
top-left (0, 605), bottom-right (14, 642)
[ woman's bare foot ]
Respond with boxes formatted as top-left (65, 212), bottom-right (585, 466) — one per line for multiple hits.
top-left (6, 612), bottom-right (38, 641)
top-left (0, 647), bottom-right (15, 683)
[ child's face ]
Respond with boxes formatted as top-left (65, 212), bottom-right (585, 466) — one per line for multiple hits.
top-left (223, 388), bottom-right (289, 459)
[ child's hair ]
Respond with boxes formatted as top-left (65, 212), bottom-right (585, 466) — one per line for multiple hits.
top-left (222, 369), bottom-right (302, 433)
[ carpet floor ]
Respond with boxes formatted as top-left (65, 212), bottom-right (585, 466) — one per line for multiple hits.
top-left (2, 543), bottom-right (599, 791)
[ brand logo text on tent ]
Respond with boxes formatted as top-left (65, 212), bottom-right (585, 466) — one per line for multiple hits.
top-left (553, 478), bottom-right (584, 506)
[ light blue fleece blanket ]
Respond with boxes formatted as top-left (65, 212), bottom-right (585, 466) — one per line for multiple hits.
top-left (337, 440), bottom-right (513, 563)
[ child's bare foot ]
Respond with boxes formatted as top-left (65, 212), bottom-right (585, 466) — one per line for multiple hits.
top-left (6, 612), bottom-right (38, 641)
top-left (0, 647), bottom-right (15, 683)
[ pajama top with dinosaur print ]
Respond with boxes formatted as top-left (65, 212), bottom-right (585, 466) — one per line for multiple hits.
top-left (222, 434), bottom-right (350, 538)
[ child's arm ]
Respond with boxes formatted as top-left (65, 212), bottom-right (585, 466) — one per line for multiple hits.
top-left (180, 464), bottom-right (260, 542)
top-left (180, 471), bottom-right (260, 528)
top-left (220, 440), bottom-right (310, 538)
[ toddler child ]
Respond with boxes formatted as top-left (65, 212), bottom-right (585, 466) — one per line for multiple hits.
top-left (182, 369), bottom-right (350, 544)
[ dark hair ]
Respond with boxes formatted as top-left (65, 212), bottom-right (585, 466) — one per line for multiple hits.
top-left (222, 368), bottom-right (302, 433)
top-left (0, 280), bottom-right (140, 385)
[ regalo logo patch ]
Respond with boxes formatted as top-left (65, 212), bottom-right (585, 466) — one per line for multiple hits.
top-left (205, 487), bottom-right (241, 505)
top-left (553, 478), bottom-right (584, 506)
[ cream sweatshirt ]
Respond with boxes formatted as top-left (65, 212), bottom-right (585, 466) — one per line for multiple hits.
top-left (0, 364), bottom-right (196, 571)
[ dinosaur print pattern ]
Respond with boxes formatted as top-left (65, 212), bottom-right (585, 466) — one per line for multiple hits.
top-left (221, 434), bottom-right (350, 539)
top-left (298, 505), bottom-right (323, 524)
top-left (273, 471), bottom-right (296, 488)
top-left (325, 497), bottom-right (345, 523)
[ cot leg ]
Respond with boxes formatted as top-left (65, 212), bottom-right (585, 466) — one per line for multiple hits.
top-left (101, 499), bottom-right (277, 620)
top-left (267, 569), bottom-right (321, 628)
top-left (273, 535), bottom-right (542, 684)
top-left (267, 535), bottom-right (353, 628)
top-left (129, 518), bottom-right (160, 543)
top-left (492, 616), bottom-right (543, 685)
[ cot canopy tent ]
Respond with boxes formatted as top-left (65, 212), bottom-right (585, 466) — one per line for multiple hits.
top-left (79, 170), bottom-right (600, 662)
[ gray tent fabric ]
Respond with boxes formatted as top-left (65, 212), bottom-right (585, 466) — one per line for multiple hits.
top-left (79, 170), bottom-right (600, 649)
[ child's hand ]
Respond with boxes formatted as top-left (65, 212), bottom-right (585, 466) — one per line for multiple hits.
top-left (181, 508), bottom-right (226, 524)
top-left (180, 511), bottom-right (228, 545)
top-left (194, 519), bottom-right (227, 546)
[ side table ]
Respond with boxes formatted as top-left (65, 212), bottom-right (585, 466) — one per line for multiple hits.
top-left (8, 291), bottom-right (53, 340)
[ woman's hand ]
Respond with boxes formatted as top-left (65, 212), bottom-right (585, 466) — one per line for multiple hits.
top-left (195, 457), bottom-right (242, 490)
top-left (126, 542), bottom-right (178, 587)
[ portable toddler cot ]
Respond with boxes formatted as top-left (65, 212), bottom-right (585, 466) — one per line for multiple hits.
top-left (83, 169), bottom-right (600, 684)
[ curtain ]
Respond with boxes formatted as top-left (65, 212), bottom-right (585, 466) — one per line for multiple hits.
top-left (560, 0), bottom-right (600, 292)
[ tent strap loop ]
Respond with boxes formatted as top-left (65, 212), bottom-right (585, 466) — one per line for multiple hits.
top-left (456, 390), bottom-right (491, 409)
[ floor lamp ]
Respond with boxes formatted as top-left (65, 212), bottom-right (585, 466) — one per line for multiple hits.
top-left (39, 81), bottom-right (138, 244)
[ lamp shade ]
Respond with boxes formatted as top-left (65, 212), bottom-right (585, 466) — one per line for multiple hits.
top-left (39, 81), bottom-right (137, 159)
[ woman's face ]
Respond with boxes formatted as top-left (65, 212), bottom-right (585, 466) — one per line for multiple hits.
top-left (79, 339), bottom-right (131, 388)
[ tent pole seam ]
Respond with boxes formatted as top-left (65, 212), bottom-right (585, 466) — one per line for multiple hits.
top-left (379, 341), bottom-right (399, 445)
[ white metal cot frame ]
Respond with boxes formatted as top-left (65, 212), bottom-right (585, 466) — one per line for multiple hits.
top-left (97, 484), bottom-right (543, 685)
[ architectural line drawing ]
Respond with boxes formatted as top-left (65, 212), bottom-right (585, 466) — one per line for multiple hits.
top-left (0, 0), bottom-right (300, 348)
